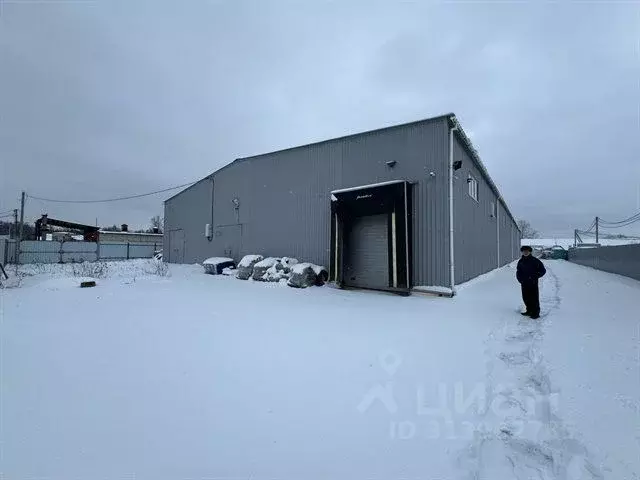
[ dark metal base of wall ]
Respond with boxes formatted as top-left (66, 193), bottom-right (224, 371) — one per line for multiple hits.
top-left (330, 181), bottom-right (412, 292)
top-left (341, 284), bottom-right (411, 297)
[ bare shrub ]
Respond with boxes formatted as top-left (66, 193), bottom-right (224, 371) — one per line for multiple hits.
top-left (146, 258), bottom-right (169, 277)
top-left (0, 273), bottom-right (23, 289)
top-left (71, 261), bottom-right (109, 279)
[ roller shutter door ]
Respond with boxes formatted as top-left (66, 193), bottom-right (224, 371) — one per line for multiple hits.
top-left (344, 214), bottom-right (388, 289)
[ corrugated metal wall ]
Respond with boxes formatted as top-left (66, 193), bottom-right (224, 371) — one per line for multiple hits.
top-left (452, 133), bottom-right (520, 283)
top-left (164, 177), bottom-right (214, 264)
top-left (498, 200), bottom-right (519, 266)
top-left (452, 134), bottom-right (498, 283)
top-left (164, 118), bottom-right (451, 287)
top-left (568, 244), bottom-right (640, 281)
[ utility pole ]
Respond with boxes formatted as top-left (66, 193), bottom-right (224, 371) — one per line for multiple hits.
top-left (19, 191), bottom-right (25, 241)
top-left (595, 216), bottom-right (599, 244)
top-left (12, 209), bottom-right (18, 239)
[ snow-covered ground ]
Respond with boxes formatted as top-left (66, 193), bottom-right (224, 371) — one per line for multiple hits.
top-left (1, 259), bottom-right (638, 479)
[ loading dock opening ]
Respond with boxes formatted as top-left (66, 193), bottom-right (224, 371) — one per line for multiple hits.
top-left (330, 180), bottom-right (412, 294)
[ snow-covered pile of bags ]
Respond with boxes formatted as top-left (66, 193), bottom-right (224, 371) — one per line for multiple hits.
top-left (202, 257), bottom-right (235, 275)
top-left (236, 254), bottom-right (263, 280)
top-left (287, 262), bottom-right (329, 288)
top-left (233, 254), bottom-right (327, 288)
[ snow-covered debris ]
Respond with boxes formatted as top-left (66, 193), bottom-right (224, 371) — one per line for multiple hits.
top-left (252, 257), bottom-right (280, 281)
top-left (221, 267), bottom-right (236, 276)
top-left (310, 264), bottom-right (327, 278)
top-left (239, 254), bottom-right (263, 267)
top-left (280, 257), bottom-right (298, 268)
top-left (287, 262), bottom-right (328, 288)
top-left (202, 257), bottom-right (233, 266)
top-left (254, 257), bottom-right (279, 268)
top-left (237, 254), bottom-right (263, 280)
top-left (260, 257), bottom-right (298, 282)
top-left (263, 263), bottom-right (287, 282)
top-left (202, 257), bottom-right (235, 275)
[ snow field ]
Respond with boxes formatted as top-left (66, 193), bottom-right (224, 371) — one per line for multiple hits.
top-left (1, 259), bottom-right (637, 479)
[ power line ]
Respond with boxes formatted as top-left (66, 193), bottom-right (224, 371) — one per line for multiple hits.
top-left (599, 211), bottom-right (640, 226)
top-left (580, 230), bottom-right (640, 240)
top-left (26, 181), bottom-right (196, 204)
top-left (600, 219), bottom-right (640, 229)
top-left (600, 217), bottom-right (640, 226)
top-left (583, 218), bottom-right (597, 233)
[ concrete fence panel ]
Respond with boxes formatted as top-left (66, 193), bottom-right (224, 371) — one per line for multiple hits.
top-left (11, 241), bottom-right (157, 264)
top-left (61, 241), bottom-right (98, 263)
top-left (19, 240), bottom-right (61, 264)
top-left (6, 240), bottom-right (17, 264)
top-left (0, 240), bottom-right (6, 264)
top-left (99, 243), bottom-right (128, 260)
top-left (568, 244), bottom-right (640, 281)
top-left (129, 244), bottom-right (155, 259)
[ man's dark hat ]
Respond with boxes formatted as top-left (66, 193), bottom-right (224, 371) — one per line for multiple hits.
top-left (520, 245), bottom-right (533, 252)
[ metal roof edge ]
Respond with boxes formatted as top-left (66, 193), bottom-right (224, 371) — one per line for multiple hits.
top-left (448, 115), bottom-right (521, 232)
top-left (164, 113), bottom-right (453, 204)
top-left (164, 175), bottom-right (213, 203)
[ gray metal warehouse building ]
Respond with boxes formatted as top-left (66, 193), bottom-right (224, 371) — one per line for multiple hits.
top-left (164, 113), bottom-right (521, 295)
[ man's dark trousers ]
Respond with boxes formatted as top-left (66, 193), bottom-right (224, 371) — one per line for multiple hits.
top-left (521, 280), bottom-right (540, 316)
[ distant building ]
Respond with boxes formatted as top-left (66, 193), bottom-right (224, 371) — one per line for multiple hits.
top-left (98, 230), bottom-right (163, 245)
top-left (50, 231), bottom-right (85, 242)
top-left (35, 215), bottom-right (162, 245)
top-left (35, 215), bottom-right (99, 242)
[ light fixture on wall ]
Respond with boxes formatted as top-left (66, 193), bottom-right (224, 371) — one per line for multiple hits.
top-left (453, 160), bottom-right (462, 170)
top-left (385, 160), bottom-right (397, 168)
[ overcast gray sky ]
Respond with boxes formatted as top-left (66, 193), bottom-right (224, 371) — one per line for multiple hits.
top-left (1, 0), bottom-right (638, 236)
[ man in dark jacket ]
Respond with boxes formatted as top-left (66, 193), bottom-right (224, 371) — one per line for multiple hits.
top-left (516, 245), bottom-right (546, 319)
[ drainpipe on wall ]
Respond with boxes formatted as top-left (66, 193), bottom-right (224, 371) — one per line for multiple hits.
top-left (448, 121), bottom-right (458, 296)
top-left (497, 196), bottom-right (501, 268)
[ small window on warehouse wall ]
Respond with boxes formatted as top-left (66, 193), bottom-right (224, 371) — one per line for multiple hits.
top-left (468, 175), bottom-right (479, 202)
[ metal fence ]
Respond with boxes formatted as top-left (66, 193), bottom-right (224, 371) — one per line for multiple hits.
top-left (1, 239), bottom-right (17, 265)
top-left (568, 243), bottom-right (640, 282)
top-left (1, 240), bottom-right (160, 264)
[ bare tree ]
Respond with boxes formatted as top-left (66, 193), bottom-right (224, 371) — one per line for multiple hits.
top-left (517, 219), bottom-right (539, 239)
top-left (149, 215), bottom-right (163, 233)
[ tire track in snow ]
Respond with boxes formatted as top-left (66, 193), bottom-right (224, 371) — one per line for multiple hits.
top-left (458, 265), bottom-right (604, 480)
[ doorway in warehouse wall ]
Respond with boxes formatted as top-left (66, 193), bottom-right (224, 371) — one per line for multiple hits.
top-left (169, 229), bottom-right (185, 263)
top-left (330, 180), bottom-right (412, 294)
